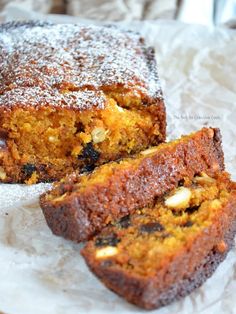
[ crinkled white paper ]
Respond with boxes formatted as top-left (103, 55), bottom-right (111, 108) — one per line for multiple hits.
top-left (0, 10), bottom-right (236, 314)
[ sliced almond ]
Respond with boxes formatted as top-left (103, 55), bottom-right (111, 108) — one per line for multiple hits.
top-left (165, 187), bottom-right (192, 210)
top-left (52, 193), bottom-right (67, 202)
top-left (116, 104), bottom-right (125, 112)
top-left (200, 172), bottom-right (210, 177)
top-left (194, 173), bottom-right (216, 185)
top-left (91, 127), bottom-right (107, 144)
top-left (96, 246), bottom-right (118, 259)
top-left (0, 166), bottom-right (6, 180)
top-left (48, 136), bottom-right (58, 143)
top-left (140, 147), bottom-right (158, 156)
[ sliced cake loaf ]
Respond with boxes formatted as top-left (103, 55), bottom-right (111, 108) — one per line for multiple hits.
top-left (40, 127), bottom-right (224, 242)
top-left (0, 21), bottom-right (165, 183)
top-left (81, 172), bottom-right (236, 309)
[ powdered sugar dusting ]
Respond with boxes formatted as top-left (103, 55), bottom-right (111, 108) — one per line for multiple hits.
top-left (0, 21), bottom-right (162, 110)
top-left (0, 87), bottom-right (107, 110)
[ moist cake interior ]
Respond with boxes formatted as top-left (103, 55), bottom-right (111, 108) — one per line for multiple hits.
top-left (83, 172), bottom-right (232, 275)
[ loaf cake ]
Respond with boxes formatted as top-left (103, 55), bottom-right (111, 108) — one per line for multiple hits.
top-left (81, 171), bottom-right (236, 309)
top-left (40, 127), bottom-right (224, 242)
top-left (0, 21), bottom-right (165, 183)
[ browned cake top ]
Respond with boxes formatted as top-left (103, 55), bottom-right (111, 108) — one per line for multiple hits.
top-left (0, 21), bottom-right (162, 111)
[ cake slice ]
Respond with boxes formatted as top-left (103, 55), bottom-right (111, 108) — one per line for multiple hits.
top-left (81, 172), bottom-right (236, 309)
top-left (40, 127), bottom-right (224, 242)
top-left (0, 21), bottom-right (165, 183)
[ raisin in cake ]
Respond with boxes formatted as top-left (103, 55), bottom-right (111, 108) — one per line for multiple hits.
top-left (0, 21), bottom-right (165, 183)
top-left (81, 171), bottom-right (236, 309)
top-left (40, 127), bottom-right (224, 242)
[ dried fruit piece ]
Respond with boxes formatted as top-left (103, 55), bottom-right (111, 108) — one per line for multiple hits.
top-left (95, 233), bottom-right (120, 247)
top-left (185, 205), bottom-right (200, 214)
top-left (140, 222), bottom-right (165, 233)
top-left (78, 142), bottom-right (100, 163)
top-left (117, 215), bottom-right (131, 229)
top-left (140, 147), bottom-right (158, 156)
top-left (182, 221), bottom-right (194, 228)
top-left (80, 164), bottom-right (96, 173)
top-left (22, 163), bottom-right (36, 177)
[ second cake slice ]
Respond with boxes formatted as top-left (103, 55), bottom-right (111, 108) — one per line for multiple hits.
top-left (40, 127), bottom-right (224, 242)
top-left (81, 171), bottom-right (236, 309)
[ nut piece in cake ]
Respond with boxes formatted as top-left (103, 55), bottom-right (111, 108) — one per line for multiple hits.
top-left (96, 246), bottom-right (118, 259)
top-left (194, 172), bottom-right (216, 185)
top-left (165, 187), bottom-right (192, 210)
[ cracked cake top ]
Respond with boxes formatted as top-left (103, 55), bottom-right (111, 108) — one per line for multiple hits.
top-left (0, 21), bottom-right (163, 111)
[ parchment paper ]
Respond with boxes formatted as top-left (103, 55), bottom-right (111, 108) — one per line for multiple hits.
top-left (0, 9), bottom-right (236, 314)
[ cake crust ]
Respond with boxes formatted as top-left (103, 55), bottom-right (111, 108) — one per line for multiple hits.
top-left (0, 21), bottom-right (163, 108)
top-left (40, 128), bottom-right (224, 242)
